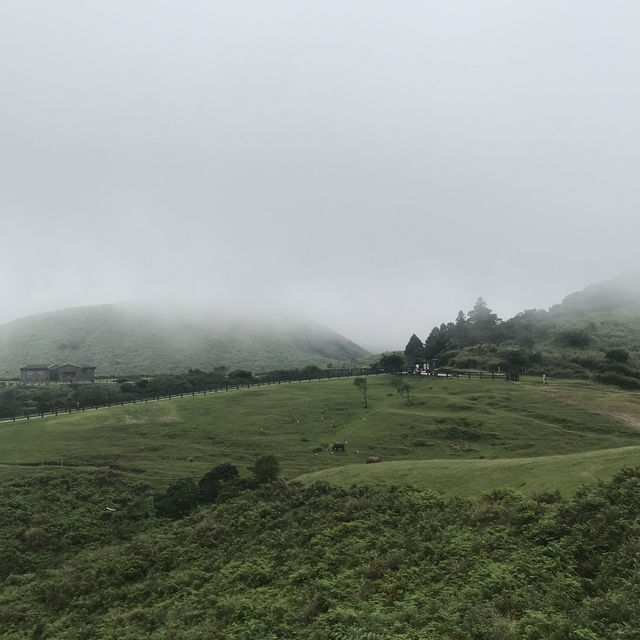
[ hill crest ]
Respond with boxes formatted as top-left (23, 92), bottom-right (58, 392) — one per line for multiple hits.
top-left (0, 303), bottom-right (368, 377)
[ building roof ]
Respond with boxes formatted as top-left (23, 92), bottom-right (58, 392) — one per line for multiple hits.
top-left (21, 363), bottom-right (96, 370)
top-left (20, 364), bottom-right (57, 370)
top-left (57, 363), bottom-right (96, 369)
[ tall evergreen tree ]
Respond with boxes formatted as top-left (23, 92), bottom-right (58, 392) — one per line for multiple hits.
top-left (404, 334), bottom-right (424, 367)
top-left (452, 310), bottom-right (469, 348)
top-left (467, 297), bottom-right (500, 343)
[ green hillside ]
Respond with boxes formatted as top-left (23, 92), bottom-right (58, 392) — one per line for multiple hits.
top-left (418, 272), bottom-right (640, 387)
top-left (297, 445), bottom-right (640, 497)
top-left (0, 304), bottom-right (368, 377)
top-left (2, 375), bottom-right (640, 493)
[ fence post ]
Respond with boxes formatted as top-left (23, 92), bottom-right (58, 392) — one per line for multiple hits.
top-left (480, 371), bottom-right (483, 379)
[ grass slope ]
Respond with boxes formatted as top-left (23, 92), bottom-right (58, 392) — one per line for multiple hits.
top-left (0, 303), bottom-right (368, 376)
top-left (2, 375), bottom-right (640, 496)
top-left (297, 445), bottom-right (640, 497)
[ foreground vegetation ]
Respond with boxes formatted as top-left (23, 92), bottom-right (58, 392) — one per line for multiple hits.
top-left (3, 466), bottom-right (640, 639)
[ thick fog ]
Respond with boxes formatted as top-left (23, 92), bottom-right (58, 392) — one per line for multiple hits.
top-left (2, 1), bottom-right (639, 351)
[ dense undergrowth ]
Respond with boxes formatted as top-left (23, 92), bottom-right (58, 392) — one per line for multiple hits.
top-left (2, 468), bottom-right (640, 639)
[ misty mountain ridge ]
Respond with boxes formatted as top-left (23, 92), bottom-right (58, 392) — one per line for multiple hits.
top-left (0, 303), bottom-right (368, 377)
top-left (553, 270), bottom-right (640, 313)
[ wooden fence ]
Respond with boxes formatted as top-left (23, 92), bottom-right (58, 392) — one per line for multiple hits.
top-left (0, 367), bottom-right (509, 424)
top-left (436, 369), bottom-right (511, 380)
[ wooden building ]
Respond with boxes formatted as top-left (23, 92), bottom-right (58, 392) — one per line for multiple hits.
top-left (20, 363), bottom-right (96, 383)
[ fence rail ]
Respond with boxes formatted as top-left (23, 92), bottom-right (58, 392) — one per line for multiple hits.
top-left (436, 369), bottom-right (511, 380)
top-left (0, 367), bottom-right (508, 424)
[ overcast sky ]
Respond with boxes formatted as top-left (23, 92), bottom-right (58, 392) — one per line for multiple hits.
top-left (1, 1), bottom-right (639, 351)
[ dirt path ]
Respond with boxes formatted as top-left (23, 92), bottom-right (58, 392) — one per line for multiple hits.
top-left (545, 386), bottom-right (640, 431)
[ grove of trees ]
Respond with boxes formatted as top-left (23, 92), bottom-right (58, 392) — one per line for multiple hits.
top-left (407, 296), bottom-right (640, 387)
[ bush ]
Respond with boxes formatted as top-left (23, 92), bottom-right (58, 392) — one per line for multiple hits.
top-left (153, 478), bottom-right (199, 519)
top-left (597, 362), bottom-right (639, 377)
top-left (379, 353), bottom-right (406, 372)
top-left (605, 348), bottom-right (630, 363)
top-left (572, 355), bottom-right (602, 370)
top-left (198, 463), bottom-right (239, 504)
top-left (250, 455), bottom-right (280, 484)
top-left (555, 328), bottom-right (591, 348)
top-left (593, 372), bottom-right (640, 390)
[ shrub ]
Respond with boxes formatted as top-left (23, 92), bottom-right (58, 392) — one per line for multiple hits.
top-left (153, 478), bottom-right (199, 519)
top-left (198, 463), bottom-right (239, 504)
top-left (198, 462), bottom-right (238, 504)
top-left (593, 372), bottom-right (640, 390)
top-left (555, 328), bottom-right (591, 348)
top-left (250, 455), bottom-right (280, 484)
top-left (605, 348), bottom-right (630, 363)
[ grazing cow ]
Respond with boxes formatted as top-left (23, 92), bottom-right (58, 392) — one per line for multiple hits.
top-left (366, 456), bottom-right (382, 464)
top-left (332, 442), bottom-right (346, 452)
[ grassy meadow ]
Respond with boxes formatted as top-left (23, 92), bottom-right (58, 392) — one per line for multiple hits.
top-left (2, 374), bottom-right (640, 496)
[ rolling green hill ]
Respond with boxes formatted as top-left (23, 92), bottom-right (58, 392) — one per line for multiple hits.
top-left (0, 303), bottom-right (368, 377)
top-left (422, 272), bottom-right (640, 386)
top-left (2, 375), bottom-right (640, 494)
